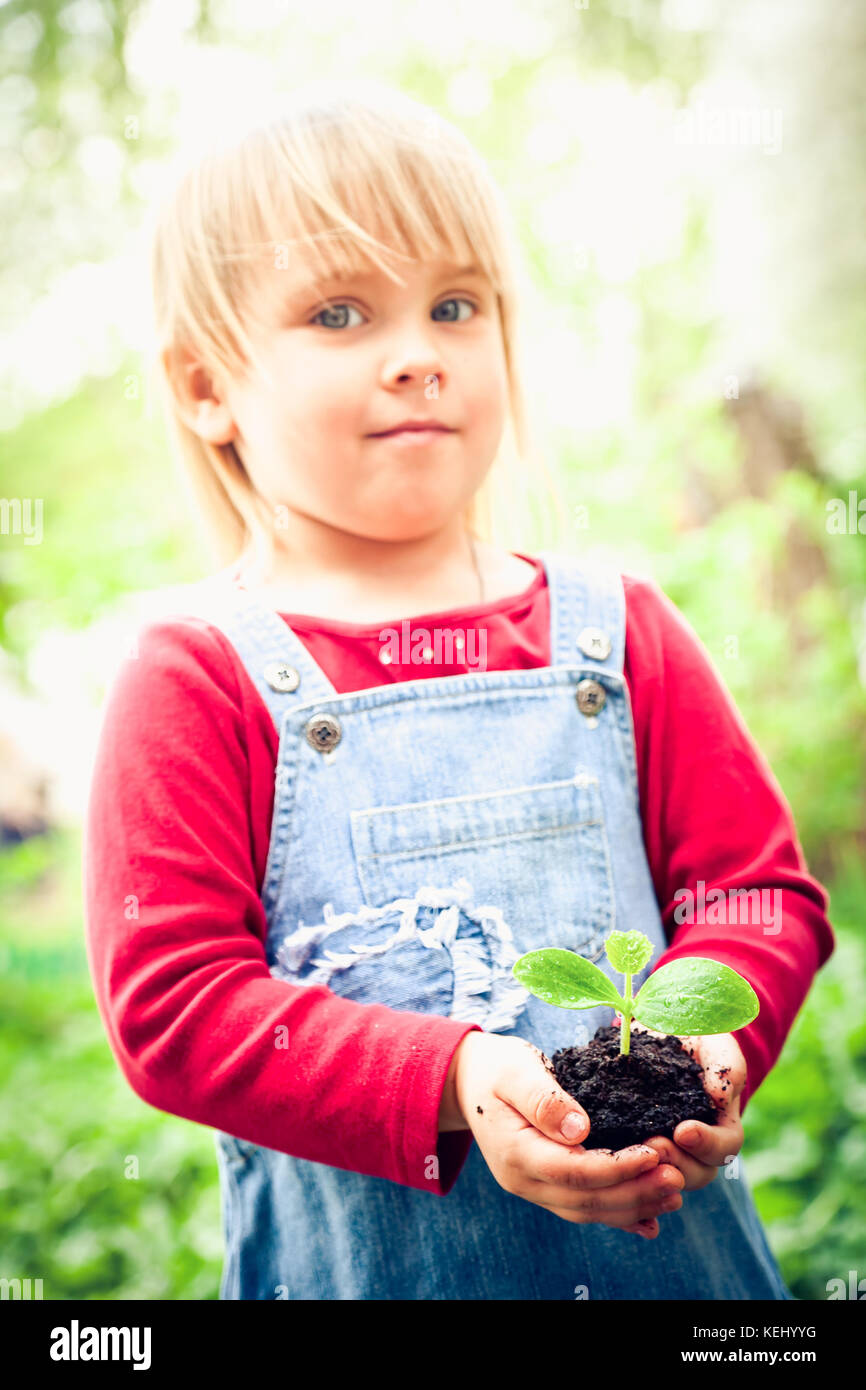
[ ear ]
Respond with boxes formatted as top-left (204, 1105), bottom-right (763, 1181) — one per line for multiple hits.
top-left (161, 342), bottom-right (238, 445)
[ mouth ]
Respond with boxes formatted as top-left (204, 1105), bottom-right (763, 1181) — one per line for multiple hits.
top-left (369, 427), bottom-right (455, 442)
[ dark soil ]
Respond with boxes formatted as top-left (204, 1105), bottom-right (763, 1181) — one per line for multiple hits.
top-left (548, 1024), bottom-right (719, 1150)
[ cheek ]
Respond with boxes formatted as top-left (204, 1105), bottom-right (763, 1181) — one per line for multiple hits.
top-left (465, 367), bottom-right (508, 451)
top-left (280, 347), bottom-right (362, 423)
top-left (464, 344), bottom-right (508, 412)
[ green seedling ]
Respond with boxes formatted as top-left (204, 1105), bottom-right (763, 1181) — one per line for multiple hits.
top-left (512, 929), bottom-right (759, 1056)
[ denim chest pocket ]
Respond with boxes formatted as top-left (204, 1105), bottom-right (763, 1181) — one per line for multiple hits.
top-left (348, 770), bottom-right (614, 963)
top-left (267, 773), bottom-right (614, 1033)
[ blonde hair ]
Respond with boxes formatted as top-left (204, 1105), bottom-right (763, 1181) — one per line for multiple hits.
top-left (148, 80), bottom-right (567, 580)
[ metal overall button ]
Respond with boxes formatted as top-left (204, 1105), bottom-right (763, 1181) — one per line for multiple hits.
top-left (577, 626), bottom-right (612, 661)
top-left (304, 713), bottom-right (342, 752)
top-left (576, 678), bottom-right (606, 717)
top-left (264, 661), bottom-right (300, 693)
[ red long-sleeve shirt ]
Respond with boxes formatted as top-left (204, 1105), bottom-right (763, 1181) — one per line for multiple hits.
top-left (82, 554), bottom-right (835, 1195)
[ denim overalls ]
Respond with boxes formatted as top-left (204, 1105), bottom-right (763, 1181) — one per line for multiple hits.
top-left (196, 549), bottom-right (794, 1300)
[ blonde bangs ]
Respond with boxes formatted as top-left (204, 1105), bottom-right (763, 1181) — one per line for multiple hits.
top-left (149, 82), bottom-right (566, 576)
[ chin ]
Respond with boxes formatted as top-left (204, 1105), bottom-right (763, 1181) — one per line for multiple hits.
top-left (352, 502), bottom-right (466, 542)
top-left (356, 521), bottom-right (448, 544)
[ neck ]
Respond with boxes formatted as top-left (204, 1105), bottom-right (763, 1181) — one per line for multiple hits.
top-left (237, 518), bottom-right (488, 616)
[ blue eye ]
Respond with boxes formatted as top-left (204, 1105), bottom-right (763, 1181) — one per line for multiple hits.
top-left (311, 303), bottom-right (364, 330)
top-left (310, 296), bottom-right (477, 329)
top-left (432, 297), bottom-right (477, 322)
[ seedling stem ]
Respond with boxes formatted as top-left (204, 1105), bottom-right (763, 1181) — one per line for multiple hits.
top-left (621, 973), bottom-right (632, 1055)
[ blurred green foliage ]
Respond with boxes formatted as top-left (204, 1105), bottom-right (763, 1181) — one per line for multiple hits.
top-left (0, 378), bottom-right (197, 670)
top-left (0, 831), bottom-right (223, 1300)
top-left (742, 850), bottom-right (866, 1298)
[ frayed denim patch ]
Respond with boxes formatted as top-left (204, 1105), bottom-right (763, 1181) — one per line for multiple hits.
top-left (269, 878), bottom-right (529, 1031)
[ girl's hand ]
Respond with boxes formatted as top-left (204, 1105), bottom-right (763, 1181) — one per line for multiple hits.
top-left (620, 1018), bottom-right (747, 1191)
top-left (451, 1031), bottom-right (686, 1240)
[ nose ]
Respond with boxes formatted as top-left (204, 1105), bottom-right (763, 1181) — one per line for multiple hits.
top-left (381, 323), bottom-right (445, 388)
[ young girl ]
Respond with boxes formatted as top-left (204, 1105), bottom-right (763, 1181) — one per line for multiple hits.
top-left (84, 82), bottom-right (835, 1300)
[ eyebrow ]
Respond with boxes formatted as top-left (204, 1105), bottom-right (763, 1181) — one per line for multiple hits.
top-left (283, 263), bottom-right (485, 307)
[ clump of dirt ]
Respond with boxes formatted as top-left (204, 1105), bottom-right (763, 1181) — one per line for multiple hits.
top-left (549, 1024), bottom-right (719, 1150)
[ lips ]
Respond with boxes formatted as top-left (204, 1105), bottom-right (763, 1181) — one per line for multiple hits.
top-left (370, 422), bottom-right (454, 436)
top-left (372, 428), bottom-right (453, 446)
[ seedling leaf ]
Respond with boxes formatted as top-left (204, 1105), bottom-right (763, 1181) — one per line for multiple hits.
top-left (633, 957), bottom-right (760, 1034)
top-left (605, 930), bottom-right (654, 975)
top-left (512, 948), bottom-right (625, 1011)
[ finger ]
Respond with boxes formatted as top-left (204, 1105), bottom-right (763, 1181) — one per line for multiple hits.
top-left (674, 1111), bottom-right (744, 1168)
top-left (689, 1035), bottom-right (747, 1105)
top-left (514, 1125), bottom-right (666, 1189)
top-left (547, 1204), bottom-right (668, 1234)
top-left (642, 1134), bottom-right (718, 1190)
top-left (495, 1057), bottom-right (593, 1147)
top-left (542, 1175), bottom-right (684, 1224)
top-left (525, 1153), bottom-right (685, 1213)
top-left (624, 1218), bottom-right (660, 1240)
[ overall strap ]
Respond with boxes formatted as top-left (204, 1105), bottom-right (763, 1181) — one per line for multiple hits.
top-left (537, 549), bottom-right (625, 676)
top-left (183, 571), bottom-right (337, 735)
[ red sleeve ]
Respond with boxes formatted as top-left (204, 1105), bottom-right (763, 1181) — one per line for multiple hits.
top-left (622, 574), bottom-right (835, 1114)
top-left (82, 616), bottom-right (480, 1195)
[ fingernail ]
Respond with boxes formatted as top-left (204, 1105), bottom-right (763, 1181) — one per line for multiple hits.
top-left (681, 1127), bottom-right (700, 1145)
top-left (561, 1112), bottom-right (587, 1140)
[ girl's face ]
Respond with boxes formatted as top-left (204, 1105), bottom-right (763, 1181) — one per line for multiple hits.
top-left (205, 255), bottom-right (509, 544)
